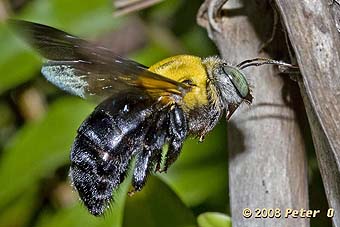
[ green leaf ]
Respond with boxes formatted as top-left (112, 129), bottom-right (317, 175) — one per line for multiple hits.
top-left (0, 0), bottom-right (122, 94)
top-left (197, 212), bottom-right (231, 227)
top-left (0, 186), bottom-right (38, 227)
top-left (129, 42), bottom-right (173, 67)
top-left (181, 27), bottom-right (217, 57)
top-left (123, 176), bottom-right (196, 227)
top-left (0, 97), bottom-right (94, 209)
top-left (35, 203), bottom-right (122, 227)
top-left (0, 24), bottom-right (40, 93)
top-left (17, 0), bottom-right (119, 36)
top-left (35, 181), bottom-right (129, 227)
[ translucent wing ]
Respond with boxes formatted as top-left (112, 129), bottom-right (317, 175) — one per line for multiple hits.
top-left (10, 20), bottom-right (189, 99)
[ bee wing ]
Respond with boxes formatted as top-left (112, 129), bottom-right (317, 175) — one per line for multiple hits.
top-left (10, 20), bottom-right (189, 99)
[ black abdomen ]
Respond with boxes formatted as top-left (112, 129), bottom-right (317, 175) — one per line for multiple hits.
top-left (69, 93), bottom-right (188, 215)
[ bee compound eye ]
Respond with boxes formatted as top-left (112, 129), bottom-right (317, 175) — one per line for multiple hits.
top-left (222, 66), bottom-right (250, 98)
top-left (181, 79), bottom-right (194, 86)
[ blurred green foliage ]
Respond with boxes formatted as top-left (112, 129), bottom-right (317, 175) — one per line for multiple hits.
top-left (0, 98), bottom-right (93, 209)
top-left (0, 0), bottom-right (330, 227)
top-left (197, 212), bottom-right (231, 227)
top-left (0, 0), bottom-right (228, 226)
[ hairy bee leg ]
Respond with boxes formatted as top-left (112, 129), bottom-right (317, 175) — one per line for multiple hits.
top-left (132, 146), bottom-right (166, 190)
top-left (132, 149), bottom-right (153, 192)
top-left (163, 140), bottom-right (183, 172)
top-left (132, 112), bottom-right (168, 190)
top-left (154, 151), bottom-right (163, 172)
top-left (152, 112), bottom-right (169, 173)
top-left (163, 106), bottom-right (188, 172)
top-left (199, 108), bottom-right (222, 142)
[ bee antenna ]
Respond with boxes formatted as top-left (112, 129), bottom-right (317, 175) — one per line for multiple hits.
top-left (236, 57), bottom-right (299, 73)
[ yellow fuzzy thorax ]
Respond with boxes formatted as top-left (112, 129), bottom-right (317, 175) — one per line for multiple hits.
top-left (148, 55), bottom-right (209, 110)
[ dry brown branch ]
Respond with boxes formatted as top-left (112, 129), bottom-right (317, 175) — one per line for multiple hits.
top-left (113, 0), bottom-right (164, 17)
top-left (0, 0), bottom-right (9, 21)
top-left (275, 1), bottom-right (340, 226)
top-left (198, 0), bottom-right (309, 226)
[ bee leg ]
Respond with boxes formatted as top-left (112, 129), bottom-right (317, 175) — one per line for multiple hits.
top-left (132, 149), bottom-right (153, 192)
top-left (163, 140), bottom-right (183, 172)
top-left (154, 151), bottom-right (163, 172)
top-left (199, 108), bottom-right (222, 142)
top-left (152, 112), bottom-right (169, 173)
top-left (163, 106), bottom-right (188, 172)
top-left (132, 112), bottom-right (168, 191)
top-left (130, 148), bottom-right (163, 193)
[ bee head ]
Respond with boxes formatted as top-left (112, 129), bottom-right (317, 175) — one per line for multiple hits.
top-left (203, 57), bottom-right (253, 112)
top-left (203, 56), bottom-right (298, 108)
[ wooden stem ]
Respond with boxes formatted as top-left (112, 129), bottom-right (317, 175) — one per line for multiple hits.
top-left (198, 0), bottom-right (310, 226)
top-left (275, 1), bottom-right (340, 226)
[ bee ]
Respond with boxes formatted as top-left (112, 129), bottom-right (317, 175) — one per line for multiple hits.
top-left (10, 20), bottom-right (297, 216)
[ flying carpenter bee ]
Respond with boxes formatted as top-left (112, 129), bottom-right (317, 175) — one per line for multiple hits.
top-left (9, 20), bottom-right (297, 216)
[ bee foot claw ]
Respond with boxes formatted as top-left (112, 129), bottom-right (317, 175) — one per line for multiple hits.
top-left (128, 189), bottom-right (136, 197)
top-left (159, 167), bottom-right (168, 173)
